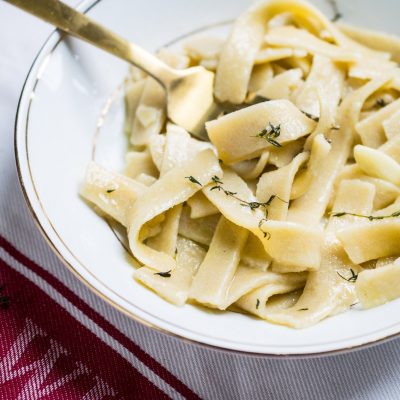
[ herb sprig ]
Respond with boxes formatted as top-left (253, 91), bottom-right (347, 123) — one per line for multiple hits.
top-left (185, 176), bottom-right (203, 187)
top-left (253, 123), bottom-right (282, 147)
top-left (210, 176), bottom-right (284, 214)
top-left (376, 98), bottom-right (387, 107)
top-left (154, 270), bottom-right (172, 278)
top-left (0, 286), bottom-right (10, 310)
top-left (210, 176), bottom-right (286, 239)
top-left (301, 111), bottom-right (320, 122)
top-left (337, 269), bottom-right (358, 282)
top-left (258, 219), bottom-right (271, 240)
top-left (328, 0), bottom-right (342, 22)
top-left (331, 12), bottom-right (342, 22)
top-left (332, 210), bottom-right (400, 221)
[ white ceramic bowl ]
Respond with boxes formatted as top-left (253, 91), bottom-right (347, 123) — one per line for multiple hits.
top-left (15, 0), bottom-right (400, 356)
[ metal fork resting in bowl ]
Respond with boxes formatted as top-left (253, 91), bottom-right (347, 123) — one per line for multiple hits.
top-left (6, 0), bottom-right (222, 140)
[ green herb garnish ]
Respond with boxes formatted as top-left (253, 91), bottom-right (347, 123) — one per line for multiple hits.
top-left (258, 219), bottom-right (271, 240)
top-left (376, 98), bottom-right (387, 107)
top-left (210, 178), bottom-right (284, 214)
top-left (329, 0), bottom-right (342, 22)
top-left (253, 123), bottom-right (282, 147)
top-left (185, 176), bottom-right (203, 187)
top-left (256, 299), bottom-right (260, 309)
top-left (298, 308), bottom-right (309, 311)
top-left (106, 189), bottom-right (116, 193)
top-left (210, 177), bottom-right (286, 239)
top-left (332, 210), bottom-right (400, 221)
top-left (331, 12), bottom-right (342, 22)
top-left (154, 270), bottom-right (172, 278)
top-left (337, 269), bottom-right (358, 282)
top-left (211, 175), bottom-right (223, 185)
top-left (301, 111), bottom-right (320, 122)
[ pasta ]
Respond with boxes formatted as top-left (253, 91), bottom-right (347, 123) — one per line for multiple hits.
top-left (81, 0), bottom-right (400, 328)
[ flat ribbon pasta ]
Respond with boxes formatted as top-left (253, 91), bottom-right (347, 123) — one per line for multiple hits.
top-left (288, 75), bottom-right (393, 226)
top-left (356, 261), bottom-right (400, 309)
top-left (214, 0), bottom-right (368, 103)
top-left (84, 0), bottom-right (400, 329)
top-left (190, 217), bottom-right (248, 309)
top-left (230, 151), bottom-right (270, 181)
top-left (332, 164), bottom-right (400, 210)
top-left (241, 234), bottom-right (272, 271)
top-left (125, 150), bottom-right (158, 180)
top-left (202, 168), bottom-right (323, 270)
top-left (354, 145), bottom-right (400, 186)
top-left (178, 206), bottom-right (220, 246)
top-left (148, 124), bottom-right (214, 256)
top-left (135, 237), bottom-right (206, 306)
top-left (380, 135), bottom-right (400, 163)
top-left (236, 272), bottom-right (307, 318)
top-left (257, 69), bottom-right (303, 101)
top-left (338, 22), bottom-right (400, 62)
top-left (207, 99), bottom-right (315, 163)
top-left (291, 134), bottom-right (331, 200)
top-left (265, 26), bottom-right (357, 61)
top-left (337, 220), bottom-right (400, 264)
top-left (130, 77), bottom-right (165, 146)
top-left (294, 55), bottom-right (344, 141)
top-left (187, 192), bottom-right (219, 218)
top-left (81, 162), bottom-right (147, 227)
top-left (356, 98), bottom-right (400, 148)
top-left (256, 152), bottom-right (308, 220)
top-left (266, 179), bottom-right (375, 328)
top-left (127, 149), bottom-right (222, 271)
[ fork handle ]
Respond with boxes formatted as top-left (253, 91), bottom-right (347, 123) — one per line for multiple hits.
top-left (5, 0), bottom-right (179, 86)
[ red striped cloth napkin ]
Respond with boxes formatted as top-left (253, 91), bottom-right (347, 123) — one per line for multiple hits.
top-left (0, 237), bottom-right (197, 400)
top-left (2, 2), bottom-right (400, 400)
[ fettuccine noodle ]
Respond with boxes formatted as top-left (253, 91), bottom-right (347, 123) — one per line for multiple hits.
top-left (81, 0), bottom-right (400, 328)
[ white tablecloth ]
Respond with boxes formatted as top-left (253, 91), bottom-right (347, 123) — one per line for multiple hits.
top-left (1, 2), bottom-right (400, 399)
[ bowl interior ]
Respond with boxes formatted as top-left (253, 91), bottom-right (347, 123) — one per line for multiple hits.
top-left (16, 0), bottom-right (400, 355)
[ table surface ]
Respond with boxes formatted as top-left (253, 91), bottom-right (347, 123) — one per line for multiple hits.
top-left (1, 1), bottom-right (400, 399)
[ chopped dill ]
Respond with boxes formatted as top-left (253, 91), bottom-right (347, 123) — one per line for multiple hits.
top-left (332, 210), bottom-right (400, 221)
top-left (210, 177), bottom-right (285, 214)
top-left (258, 219), bottom-right (271, 240)
top-left (154, 270), bottom-right (172, 278)
top-left (376, 98), bottom-right (387, 107)
top-left (210, 176), bottom-right (286, 239)
top-left (337, 269), bottom-right (358, 282)
top-left (253, 123), bottom-right (282, 147)
top-left (301, 111), bottom-right (320, 122)
top-left (331, 11), bottom-right (342, 22)
top-left (185, 176), bottom-right (203, 187)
